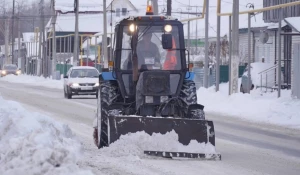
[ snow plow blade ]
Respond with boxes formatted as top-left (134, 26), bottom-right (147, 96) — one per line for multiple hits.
top-left (108, 115), bottom-right (216, 147)
top-left (144, 151), bottom-right (221, 160)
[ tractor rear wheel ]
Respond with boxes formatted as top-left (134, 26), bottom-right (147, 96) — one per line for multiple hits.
top-left (179, 80), bottom-right (205, 120)
top-left (96, 81), bottom-right (120, 148)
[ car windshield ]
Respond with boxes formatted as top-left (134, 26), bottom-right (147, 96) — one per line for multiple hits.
top-left (4, 64), bottom-right (17, 70)
top-left (70, 69), bottom-right (99, 78)
top-left (120, 25), bottom-right (182, 70)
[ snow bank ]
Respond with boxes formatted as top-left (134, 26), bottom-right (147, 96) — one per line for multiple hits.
top-left (0, 74), bottom-right (63, 89)
top-left (198, 82), bottom-right (300, 129)
top-left (0, 97), bottom-right (93, 175)
top-left (100, 130), bottom-right (217, 158)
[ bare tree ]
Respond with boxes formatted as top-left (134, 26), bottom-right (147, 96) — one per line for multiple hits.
top-left (0, 0), bottom-right (51, 44)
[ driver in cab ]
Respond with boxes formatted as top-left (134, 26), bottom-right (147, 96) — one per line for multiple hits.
top-left (137, 32), bottom-right (161, 70)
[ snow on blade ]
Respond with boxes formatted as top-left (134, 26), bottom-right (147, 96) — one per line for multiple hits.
top-left (0, 97), bottom-right (93, 175)
top-left (100, 130), bottom-right (216, 158)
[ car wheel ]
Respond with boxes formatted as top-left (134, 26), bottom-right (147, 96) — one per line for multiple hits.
top-left (240, 84), bottom-right (245, 93)
top-left (66, 88), bottom-right (72, 99)
top-left (64, 87), bottom-right (67, 98)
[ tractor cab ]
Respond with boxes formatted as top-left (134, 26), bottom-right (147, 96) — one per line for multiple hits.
top-left (113, 16), bottom-right (188, 99)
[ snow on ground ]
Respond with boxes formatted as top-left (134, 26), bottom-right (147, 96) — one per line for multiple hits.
top-left (0, 74), bottom-right (63, 90)
top-left (0, 96), bottom-right (93, 175)
top-left (198, 81), bottom-right (300, 129)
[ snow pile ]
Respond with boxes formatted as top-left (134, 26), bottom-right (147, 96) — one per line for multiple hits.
top-left (197, 83), bottom-right (300, 128)
top-left (0, 74), bottom-right (63, 89)
top-left (100, 130), bottom-right (217, 158)
top-left (0, 97), bottom-right (93, 175)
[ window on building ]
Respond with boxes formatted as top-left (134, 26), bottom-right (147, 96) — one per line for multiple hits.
top-left (116, 8), bottom-right (120, 17)
top-left (122, 8), bottom-right (127, 16)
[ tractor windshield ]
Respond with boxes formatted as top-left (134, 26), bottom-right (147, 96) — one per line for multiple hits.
top-left (121, 25), bottom-right (181, 70)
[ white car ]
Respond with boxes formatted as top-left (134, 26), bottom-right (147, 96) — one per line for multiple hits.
top-left (63, 66), bottom-right (100, 99)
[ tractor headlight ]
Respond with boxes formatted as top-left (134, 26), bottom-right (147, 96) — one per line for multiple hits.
top-left (164, 25), bottom-right (172, 33)
top-left (129, 24), bottom-right (136, 32)
top-left (145, 96), bottom-right (153, 103)
top-left (160, 96), bottom-right (168, 103)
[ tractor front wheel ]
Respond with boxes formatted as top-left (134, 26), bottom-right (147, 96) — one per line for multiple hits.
top-left (96, 81), bottom-right (119, 148)
top-left (179, 80), bottom-right (205, 120)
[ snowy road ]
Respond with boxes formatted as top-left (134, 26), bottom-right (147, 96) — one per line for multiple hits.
top-left (1, 81), bottom-right (300, 175)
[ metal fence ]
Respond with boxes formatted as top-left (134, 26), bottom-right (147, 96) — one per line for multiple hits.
top-left (193, 67), bottom-right (216, 89)
top-left (192, 65), bottom-right (247, 89)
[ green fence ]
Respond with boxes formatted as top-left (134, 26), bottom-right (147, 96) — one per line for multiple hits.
top-left (219, 65), bottom-right (246, 83)
top-left (56, 64), bottom-right (73, 76)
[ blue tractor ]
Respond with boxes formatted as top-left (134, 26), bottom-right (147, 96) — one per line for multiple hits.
top-left (93, 2), bottom-right (220, 160)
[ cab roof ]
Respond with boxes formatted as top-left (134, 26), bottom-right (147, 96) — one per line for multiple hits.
top-left (116, 15), bottom-right (179, 25)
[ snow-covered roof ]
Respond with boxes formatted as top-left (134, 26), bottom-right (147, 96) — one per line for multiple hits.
top-left (22, 32), bottom-right (36, 42)
top-left (107, 0), bottom-right (138, 12)
top-left (266, 20), bottom-right (288, 30)
top-left (46, 13), bottom-right (113, 33)
top-left (55, 0), bottom-right (139, 13)
top-left (285, 17), bottom-right (300, 32)
top-left (49, 0), bottom-right (295, 40)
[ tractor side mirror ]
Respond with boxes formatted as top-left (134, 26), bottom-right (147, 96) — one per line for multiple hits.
top-left (162, 34), bottom-right (173, 50)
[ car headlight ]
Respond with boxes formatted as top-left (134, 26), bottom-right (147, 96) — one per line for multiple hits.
top-left (71, 83), bottom-right (79, 87)
top-left (1, 70), bottom-right (6, 74)
top-left (94, 83), bottom-right (99, 86)
top-left (16, 70), bottom-right (21, 75)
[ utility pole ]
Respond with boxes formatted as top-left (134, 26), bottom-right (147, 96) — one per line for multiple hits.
top-left (38, 1), bottom-right (43, 76)
top-left (216, 0), bottom-right (221, 92)
top-left (167, 0), bottom-right (171, 16)
top-left (35, 27), bottom-right (39, 75)
top-left (103, 0), bottom-right (108, 68)
top-left (153, 0), bottom-right (158, 15)
top-left (12, 0), bottom-right (15, 64)
top-left (51, 0), bottom-right (57, 78)
top-left (4, 11), bottom-right (9, 64)
top-left (230, 0), bottom-right (239, 94)
top-left (17, 6), bottom-right (21, 69)
top-left (204, 0), bottom-right (209, 88)
top-left (195, 7), bottom-right (198, 55)
top-left (40, 0), bottom-right (46, 77)
top-left (277, 8), bottom-right (282, 98)
top-left (73, 0), bottom-right (79, 66)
